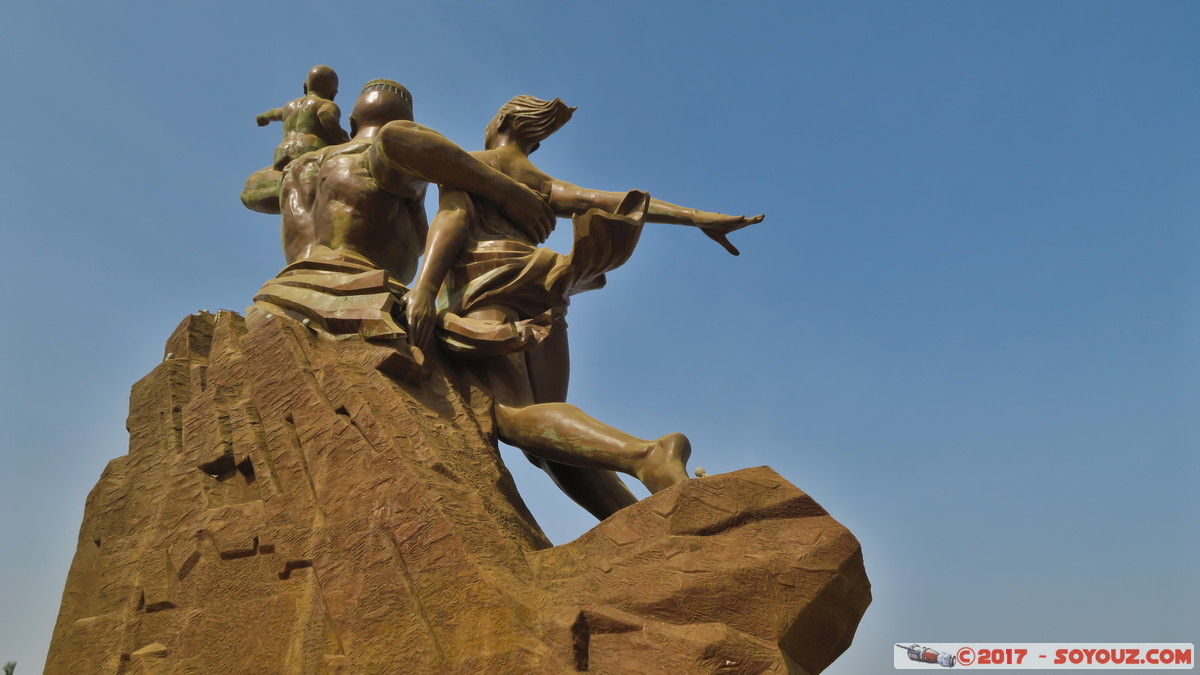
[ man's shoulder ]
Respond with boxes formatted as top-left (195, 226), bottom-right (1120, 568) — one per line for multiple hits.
top-left (377, 120), bottom-right (441, 138)
top-left (285, 142), bottom-right (372, 184)
top-left (284, 144), bottom-right (337, 180)
top-left (323, 141), bottom-right (371, 161)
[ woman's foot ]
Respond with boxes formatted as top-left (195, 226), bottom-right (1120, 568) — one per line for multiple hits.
top-left (637, 432), bottom-right (692, 493)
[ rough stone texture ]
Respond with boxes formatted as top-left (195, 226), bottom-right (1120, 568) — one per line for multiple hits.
top-left (47, 311), bottom-right (870, 674)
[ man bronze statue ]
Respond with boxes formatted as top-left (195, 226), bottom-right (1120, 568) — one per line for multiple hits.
top-left (403, 95), bottom-right (763, 518)
top-left (241, 80), bottom-right (704, 505)
top-left (241, 79), bottom-right (555, 339)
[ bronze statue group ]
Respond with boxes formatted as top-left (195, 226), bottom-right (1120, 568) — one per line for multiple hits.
top-left (243, 66), bottom-right (762, 519)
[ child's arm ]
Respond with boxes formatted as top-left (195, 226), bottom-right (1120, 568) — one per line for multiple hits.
top-left (256, 107), bottom-right (284, 126)
top-left (405, 189), bottom-right (472, 352)
top-left (318, 101), bottom-right (349, 143)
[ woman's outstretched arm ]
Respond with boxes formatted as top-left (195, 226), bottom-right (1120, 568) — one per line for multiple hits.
top-left (549, 180), bottom-right (764, 255)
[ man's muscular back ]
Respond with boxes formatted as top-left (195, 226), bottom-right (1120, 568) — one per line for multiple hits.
top-left (280, 140), bottom-right (428, 284)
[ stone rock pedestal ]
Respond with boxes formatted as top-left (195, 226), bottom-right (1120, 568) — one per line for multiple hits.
top-left (47, 311), bottom-right (870, 674)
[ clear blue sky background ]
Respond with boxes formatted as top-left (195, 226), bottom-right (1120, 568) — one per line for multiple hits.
top-left (1, 2), bottom-right (1196, 672)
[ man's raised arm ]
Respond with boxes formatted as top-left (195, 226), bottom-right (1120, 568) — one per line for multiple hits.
top-left (369, 121), bottom-right (554, 242)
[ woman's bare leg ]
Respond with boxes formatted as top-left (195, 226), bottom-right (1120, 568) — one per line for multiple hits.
top-left (470, 307), bottom-right (690, 500)
top-left (524, 320), bottom-right (637, 517)
top-left (523, 456), bottom-right (635, 519)
top-left (494, 402), bottom-right (690, 494)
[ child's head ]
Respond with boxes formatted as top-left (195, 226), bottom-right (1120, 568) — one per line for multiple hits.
top-left (304, 65), bottom-right (339, 100)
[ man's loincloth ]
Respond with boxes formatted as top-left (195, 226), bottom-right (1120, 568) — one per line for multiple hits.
top-left (246, 245), bottom-right (409, 340)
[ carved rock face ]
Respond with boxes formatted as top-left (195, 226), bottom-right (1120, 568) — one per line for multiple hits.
top-left (47, 311), bottom-right (869, 673)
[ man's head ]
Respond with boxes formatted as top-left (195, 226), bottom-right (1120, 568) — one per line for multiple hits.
top-left (484, 95), bottom-right (576, 153)
top-left (304, 65), bottom-right (339, 100)
top-left (348, 79), bottom-right (414, 137)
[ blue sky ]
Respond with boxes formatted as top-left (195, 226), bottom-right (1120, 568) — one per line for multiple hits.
top-left (1, 2), bottom-right (1196, 672)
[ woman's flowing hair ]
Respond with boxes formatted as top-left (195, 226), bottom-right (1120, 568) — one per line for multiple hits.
top-left (495, 95), bottom-right (576, 149)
